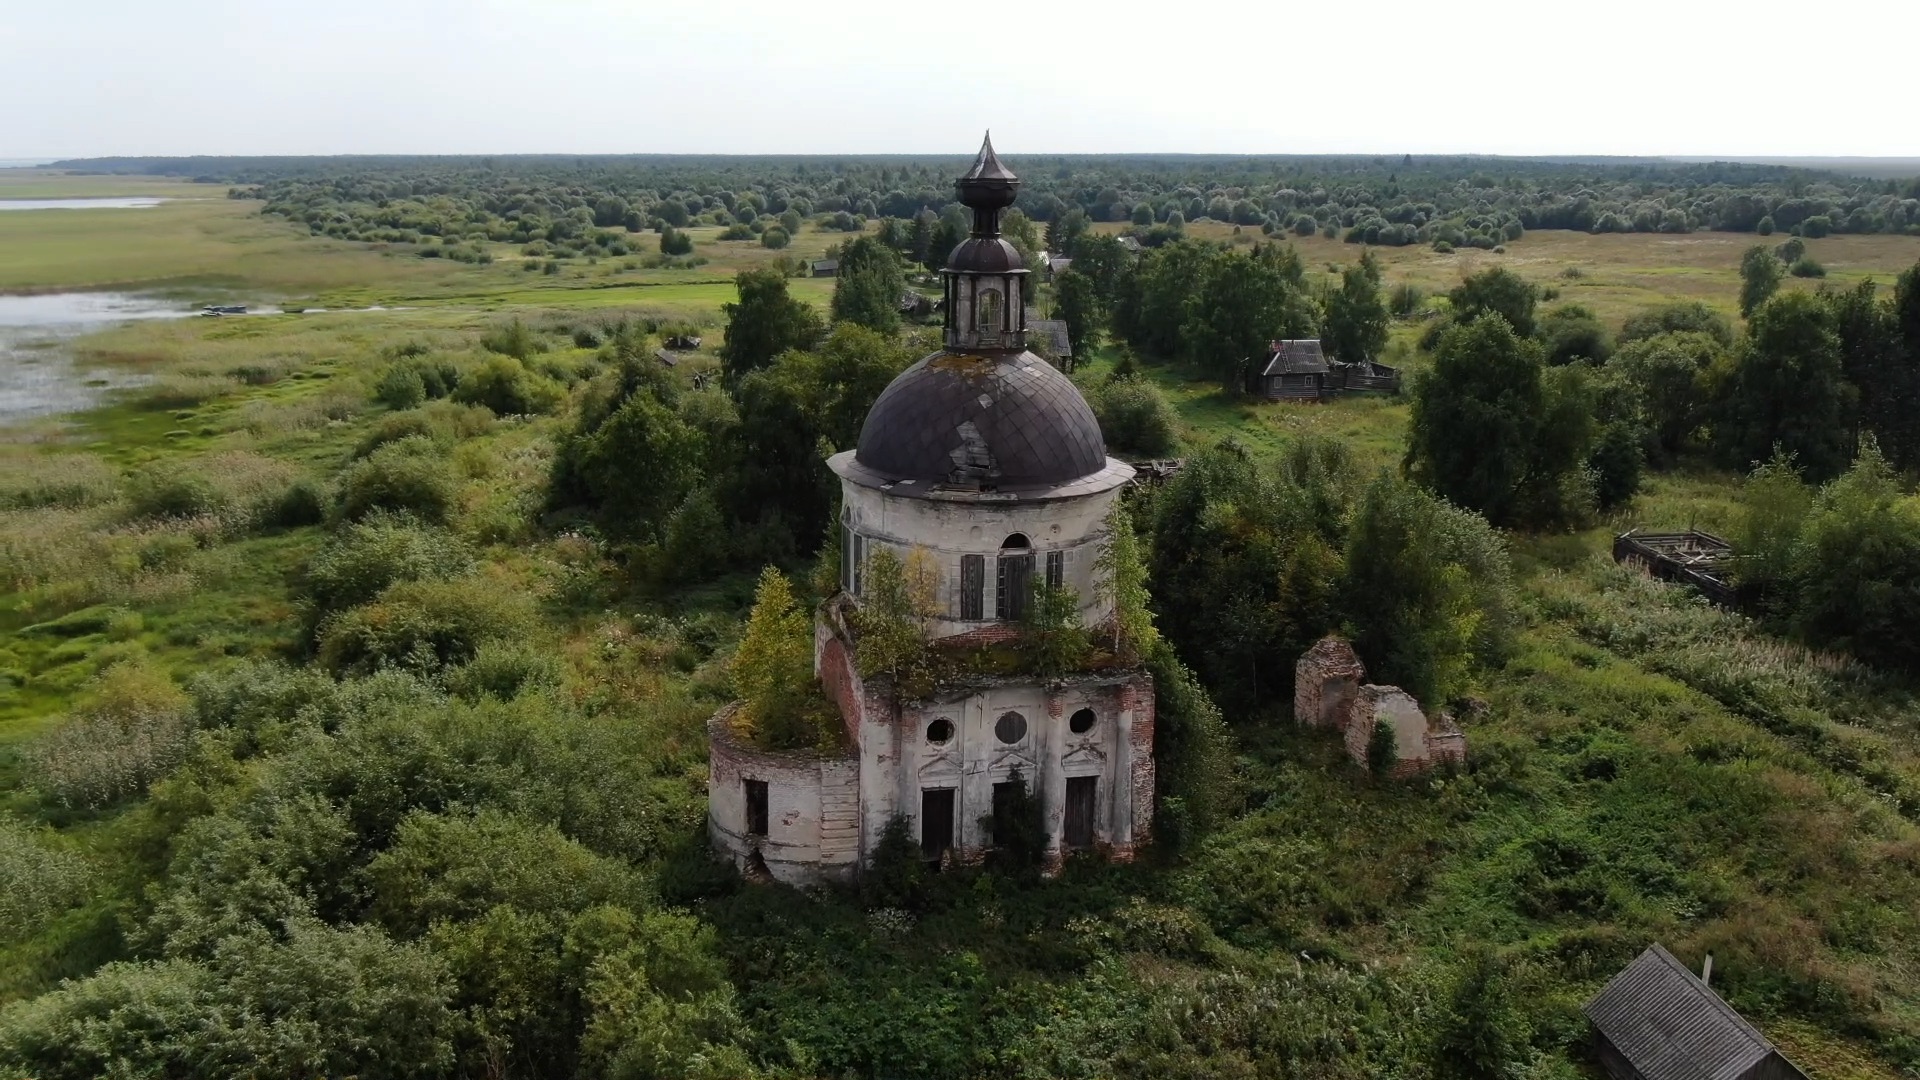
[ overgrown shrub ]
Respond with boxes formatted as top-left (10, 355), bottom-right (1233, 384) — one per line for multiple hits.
top-left (443, 640), bottom-right (563, 701)
top-left (479, 318), bottom-right (543, 360)
top-left (0, 819), bottom-right (95, 939)
top-left (1088, 376), bottom-right (1178, 457)
top-left (0, 454), bottom-right (118, 510)
top-left (124, 466), bottom-right (222, 521)
top-left (24, 661), bottom-right (195, 808)
top-left (302, 512), bottom-right (474, 621)
top-left (317, 577), bottom-right (537, 675)
top-left (1790, 256), bottom-right (1827, 278)
top-left (335, 437), bottom-right (458, 524)
top-left (452, 355), bottom-right (564, 416)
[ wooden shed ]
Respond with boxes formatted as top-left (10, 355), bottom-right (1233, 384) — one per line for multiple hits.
top-left (1612, 530), bottom-right (1737, 608)
top-left (1260, 339), bottom-right (1331, 400)
top-left (1584, 945), bottom-right (1807, 1080)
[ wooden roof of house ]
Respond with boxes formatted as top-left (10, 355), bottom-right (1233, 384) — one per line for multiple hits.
top-left (1584, 945), bottom-right (1805, 1080)
top-left (1261, 339), bottom-right (1328, 377)
top-left (1028, 318), bottom-right (1072, 357)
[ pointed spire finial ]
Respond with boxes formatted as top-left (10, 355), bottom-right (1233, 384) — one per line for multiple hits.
top-left (961, 130), bottom-right (1017, 184)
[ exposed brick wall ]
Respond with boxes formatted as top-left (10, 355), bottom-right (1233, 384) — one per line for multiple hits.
top-left (1126, 673), bottom-right (1156, 845)
top-left (1295, 636), bottom-right (1366, 729)
top-left (1341, 684), bottom-right (1466, 777)
top-left (939, 622), bottom-right (1027, 649)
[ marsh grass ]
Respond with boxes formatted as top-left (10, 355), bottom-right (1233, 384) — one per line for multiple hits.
top-left (0, 819), bottom-right (94, 940)
top-left (0, 454), bottom-right (118, 511)
top-left (23, 661), bottom-right (194, 809)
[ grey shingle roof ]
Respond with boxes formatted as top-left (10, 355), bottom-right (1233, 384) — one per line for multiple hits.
top-left (1584, 945), bottom-right (1801, 1080)
top-left (1028, 318), bottom-right (1072, 357)
top-left (854, 349), bottom-right (1106, 488)
top-left (1261, 339), bottom-right (1328, 376)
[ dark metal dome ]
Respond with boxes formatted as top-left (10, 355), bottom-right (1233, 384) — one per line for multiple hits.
top-left (854, 350), bottom-right (1107, 489)
top-left (947, 237), bottom-right (1024, 274)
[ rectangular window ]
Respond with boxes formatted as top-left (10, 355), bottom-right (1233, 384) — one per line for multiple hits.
top-left (1045, 550), bottom-right (1064, 590)
top-left (851, 535), bottom-right (865, 598)
top-left (745, 779), bottom-right (769, 836)
top-left (996, 554), bottom-right (1034, 621)
top-left (960, 555), bottom-right (985, 620)
top-left (920, 788), bottom-right (955, 861)
top-left (1064, 776), bottom-right (1097, 850)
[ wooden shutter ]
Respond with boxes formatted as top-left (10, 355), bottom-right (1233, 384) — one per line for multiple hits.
top-left (1064, 777), bottom-right (1096, 850)
top-left (997, 554), bottom-right (1033, 620)
top-left (960, 555), bottom-right (984, 620)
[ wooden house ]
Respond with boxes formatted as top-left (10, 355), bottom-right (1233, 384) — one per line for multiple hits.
top-left (1585, 945), bottom-right (1807, 1080)
top-left (1260, 340), bottom-right (1331, 400)
top-left (1028, 318), bottom-right (1072, 361)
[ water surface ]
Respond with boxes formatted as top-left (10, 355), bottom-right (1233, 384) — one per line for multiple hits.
top-left (0, 293), bottom-right (195, 423)
top-left (0, 197), bottom-right (168, 211)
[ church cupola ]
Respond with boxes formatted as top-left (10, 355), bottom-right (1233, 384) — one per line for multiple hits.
top-left (943, 133), bottom-right (1029, 353)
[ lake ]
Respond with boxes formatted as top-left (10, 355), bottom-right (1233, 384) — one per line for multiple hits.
top-left (0, 197), bottom-right (168, 211)
top-left (0, 293), bottom-right (196, 424)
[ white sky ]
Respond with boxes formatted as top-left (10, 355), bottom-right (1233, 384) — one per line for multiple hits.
top-left (5, 0), bottom-right (1917, 159)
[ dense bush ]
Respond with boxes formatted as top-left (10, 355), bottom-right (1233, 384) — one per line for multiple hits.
top-left (335, 437), bottom-right (459, 524)
top-left (303, 512), bottom-right (474, 621)
top-left (1538, 303), bottom-right (1614, 365)
top-left (317, 577), bottom-right (537, 675)
top-left (0, 819), bottom-right (95, 939)
top-left (1087, 375), bottom-right (1178, 457)
top-left (1619, 300), bottom-right (1735, 348)
top-left (24, 661), bottom-right (195, 808)
top-left (452, 355), bottom-right (564, 416)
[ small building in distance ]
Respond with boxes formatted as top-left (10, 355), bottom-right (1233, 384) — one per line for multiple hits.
top-left (664, 334), bottom-right (703, 350)
top-left (1585, 944), bottom-right (1808, 1080)
top-left (1259, 340), bottom-right (1402, 402)
top-left (1028, 318), bottom-right (1072, 363)
top-left (899, 291), bottom-right (937, 319)
top-left (810, 259), bottom-right (839, 277)
top-left (1261, 339), bottom-right (1331, 400)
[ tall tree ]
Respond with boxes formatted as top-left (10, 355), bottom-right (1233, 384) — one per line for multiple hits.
top-left (1738, 244), bottom-right (1783, 318)
top-left (830, 236), bottom-right (907, 334)
top-left (719, 268), bottom-right (824, 383)
top-left (1447, 267), bottom-right (1539, 338)
top-left (1712, 291), bottom-right (1856, 480)
top-left (1322, 262), bottom-right (1390, 364)
top-left (1054, 268), bottom-right (1101, 367)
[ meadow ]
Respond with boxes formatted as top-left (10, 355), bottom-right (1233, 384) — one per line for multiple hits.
top-left (1, 169), bottom-right (1918, 1079)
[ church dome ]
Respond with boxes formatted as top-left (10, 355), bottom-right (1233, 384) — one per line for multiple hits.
top-left (854, 350), bottom-right (1108, 489)
top-left (946, 237), bottom-right (1024, 274)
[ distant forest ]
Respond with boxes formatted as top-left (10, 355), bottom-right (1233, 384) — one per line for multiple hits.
top-left (55, 153), bottom-right (1920, 256)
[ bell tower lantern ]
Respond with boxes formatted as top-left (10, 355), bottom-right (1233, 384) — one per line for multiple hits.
top-left (943, 133), bottom-right (1029, 353)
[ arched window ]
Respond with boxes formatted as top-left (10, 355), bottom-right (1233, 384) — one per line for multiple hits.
top-left (977, 287), bottom-right (1002, 332)
top-left (996, 535), bottom-right (1034, 620)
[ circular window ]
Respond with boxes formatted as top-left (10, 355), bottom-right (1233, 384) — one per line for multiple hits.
top-left (926, 717), bottom-right (954, 745)
top-left (995, 711), bottom-right (1027, 744)
top-left (1069, 708), bottom-right (1096, 735)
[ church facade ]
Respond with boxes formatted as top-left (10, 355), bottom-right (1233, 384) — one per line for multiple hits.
top-left (708, 136), bottom-right (1155, 883)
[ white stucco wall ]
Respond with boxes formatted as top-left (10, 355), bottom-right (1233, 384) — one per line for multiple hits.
top-left (838, 478), bottom-right (1125, 638)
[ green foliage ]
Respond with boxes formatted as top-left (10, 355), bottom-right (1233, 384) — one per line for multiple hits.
top-left (1054, 267), bottom-right (1101, 365)
top-left (303, 512), bottom-right (474, 623)
top-left (1607, 331), bottom-right (1722, 457)
top-left (1177, 243), bottom-right (1315, 391)
top-left (480, 317), bottom-right (544, 360)
top-left (658, 226), bottom-right (693, 256)
top-left (732, 566), bottom-right (836, 750)
top-left (1448, 267), bottom-right (1539, 337)
top-left (1086, 375), bottom-right (1178, 457)
top-left (317, 577), bottom-right (538, 676)
top-left (0, 923), bottom-right (458, 1080)
top-left (862, 815), bottom-right (926, 909)
top-left (0, 819), bottom-right (95, 939)
top-left (851, 547), bottom-right (938, 699)
top-left (1712, 291), bottom-right (1856, 480)
top-left (452, 354), bottom-right (564, 416)
top-left (1431, 947), bottom-right (1528, 1080)
top-left (1022, 582), bottom-right (1091, 678)
top-left (550, 376), bottom-right (704, 543)
top-left (758, 226), bottom-right (789, 249)
top-left (1406, 314), bottom-right (1594, 528)
top-left (829, 236), bottom-right (907, 335)
top-left (1388, 281), bottom-right (1425, 317)
top-left (124, 465), bottom-right (221, 521)
top-left (1146, 643), bottom-right (1235, 846)
top-left (25, 660), bottom-right (194, 809)
top-left (443, 640), bottom-right (563, 702)
top-left (1321, 261), bottom-right (1390, 363)
top-left (984, 769), bottom-right (1048, 876)
top-left (1619, 300), bottom-right (1735, 348)
top-left (720, 267), bottom-right (825, 381)
top-left (1094, 499), bottom-right (1159, 659)
top-left (1366, 714), bottom-right (1398, 775)
top-left (1343, 474), bottom-right (1515, 705)
top-left (336, 436), bottom-right (459, 525)
top-left (1538, 303), bottom-right (1613, 365)
top-left (1738, 244), bottom-right (1783, 318)
top-left (1790, 255), bottom-right (1827, 278)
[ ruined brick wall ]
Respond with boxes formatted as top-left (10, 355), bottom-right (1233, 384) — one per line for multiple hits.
top-left (1295, 636), bottom-right (1366, 729)
top-left (938, 622), bottom-right (1027, 649)
top-left (1123, 672), bottom-right (1156, 855)
top-left (708, 705), bottom-right (859, 885)
top-left (1342, 684), bottom-right (1466, 778)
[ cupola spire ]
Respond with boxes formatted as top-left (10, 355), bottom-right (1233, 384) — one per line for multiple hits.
top-left (957, 130), bottom-right (1019, 237)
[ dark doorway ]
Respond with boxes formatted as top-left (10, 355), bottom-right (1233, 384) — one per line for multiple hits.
top-left (921, 788), bottom-right (955, 860)
top-left (1064, 776), bottom-right (1097, 850)
top-left (745, 779), bottom-right (769, 836)
top-left (991, 780), bottom-right (1021, 847)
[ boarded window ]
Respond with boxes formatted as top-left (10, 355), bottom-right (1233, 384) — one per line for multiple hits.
top-left (921, 788), bottom-right (955, 860)
top-left (745, 779), bottom-right (769, 836)
top-left (1065, 776), bottom-right (1097, 850)
top-left (960, 555), bottom-right (984, 620)
top-left (992, 780), bottom-right (1022, 847)
top-left (1045, 549), bottom-right (1064, 590)
top-left (997, 553), bottom-right (1033, 620)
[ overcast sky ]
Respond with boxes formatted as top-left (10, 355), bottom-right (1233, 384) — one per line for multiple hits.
top-left (6, 0), bottom-right (1916, 160)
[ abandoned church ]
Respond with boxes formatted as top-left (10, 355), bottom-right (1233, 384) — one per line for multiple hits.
top-left (708, 136), bottom-right (1155, 883)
